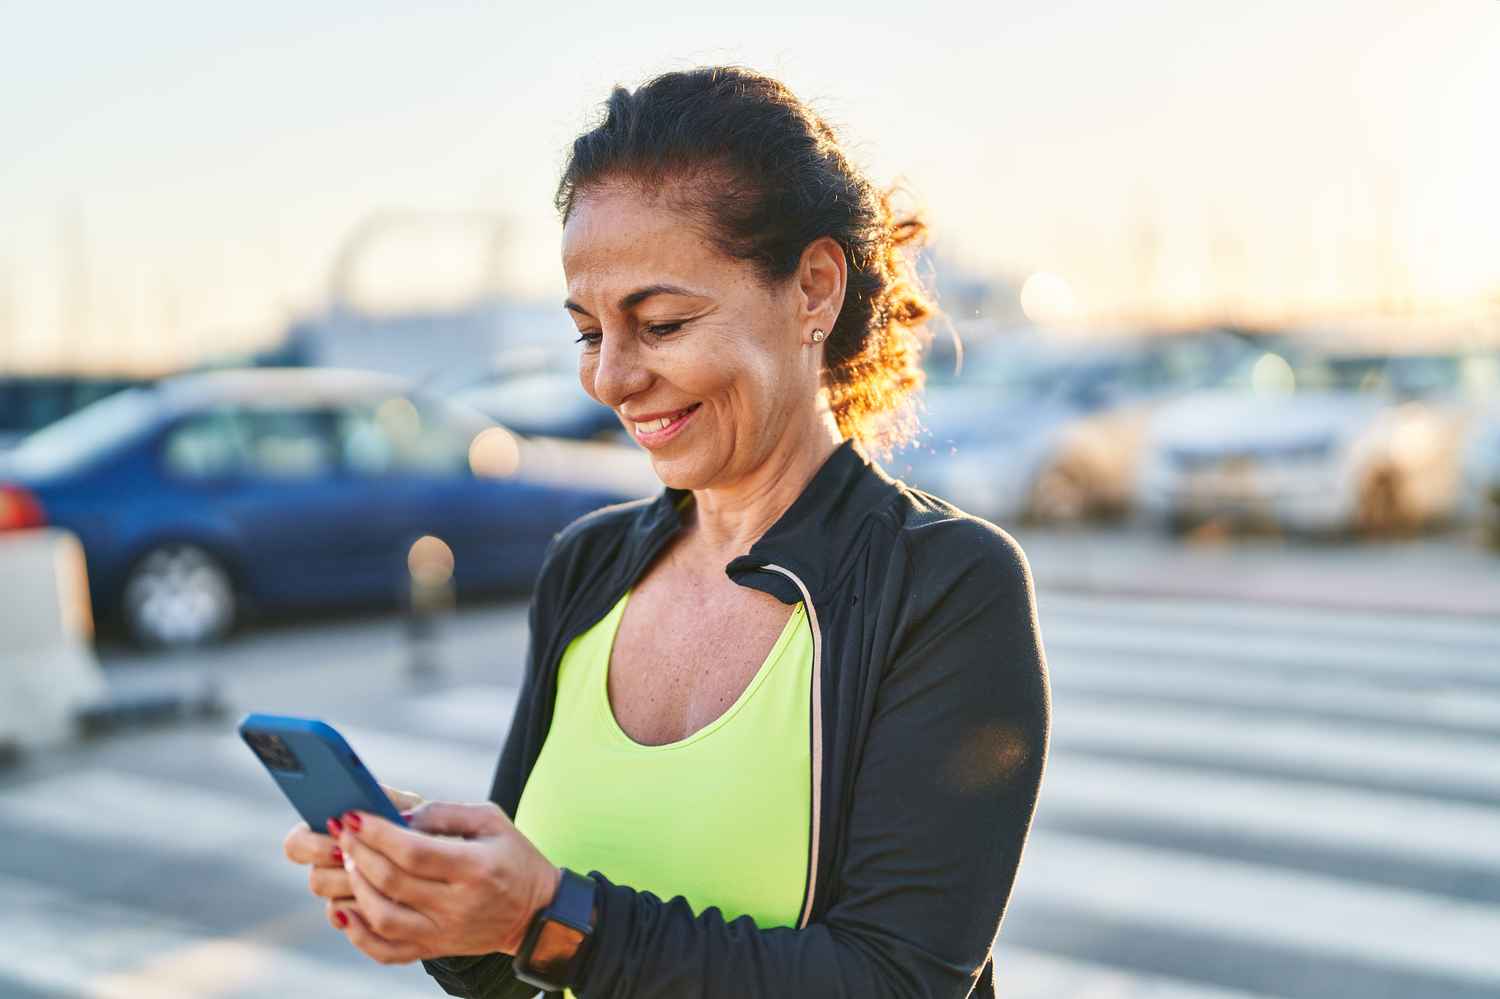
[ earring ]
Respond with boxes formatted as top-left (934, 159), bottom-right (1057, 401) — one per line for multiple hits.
top-left (810, 328), bottom-right (826, 343)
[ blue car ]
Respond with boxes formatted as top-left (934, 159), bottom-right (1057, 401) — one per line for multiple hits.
top-left (0, 368), bottom-right (634, 648)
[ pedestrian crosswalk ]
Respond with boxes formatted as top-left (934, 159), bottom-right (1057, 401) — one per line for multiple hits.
top-left (995, 592), bottom-right (1500, 999)
top-left (0, 590), bottom-right (1496, 997)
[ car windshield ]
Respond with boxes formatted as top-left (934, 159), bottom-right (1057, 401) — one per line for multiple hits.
top-left (8, 387), bottom-right (159, 477)
top-left (1216, 351), bottom-right (1402, 396)
top-left (1214, 349), bottom-right (1499, 399)
top-left (1297, 356), bottom-right (1392, 392)
top-left (944, 346), bottom-right (1073, 399)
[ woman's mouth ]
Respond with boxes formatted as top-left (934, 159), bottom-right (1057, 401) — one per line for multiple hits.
top-left (632, 403), bottom-right (701, 448)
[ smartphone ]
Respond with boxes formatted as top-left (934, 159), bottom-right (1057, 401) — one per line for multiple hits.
top-left (238, 712), bottom-right (408, 832)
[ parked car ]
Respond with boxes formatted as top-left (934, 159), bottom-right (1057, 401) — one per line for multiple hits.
top-left (0, 368), bottom-right (648, 648)
top-left (1135, 345), bottom-right (1492, 536)
top-left (1462, 401), bottom-right (1500, 547)
top-left (892, 328), bottom-right (1255, 523)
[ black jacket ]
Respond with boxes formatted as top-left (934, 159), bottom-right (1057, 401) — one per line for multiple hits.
top-left (423, 438), bottom-right (1051, 998)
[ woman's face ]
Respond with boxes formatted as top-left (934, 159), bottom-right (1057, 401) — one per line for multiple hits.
top-left (562, 183), bottom-right (838, 490)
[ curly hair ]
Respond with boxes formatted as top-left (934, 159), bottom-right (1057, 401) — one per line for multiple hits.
top-left (555, 65), bottom-right (942, 456)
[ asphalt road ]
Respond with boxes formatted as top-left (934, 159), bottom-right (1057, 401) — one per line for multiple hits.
top-left (3, 538), bottom-right (1499, 998)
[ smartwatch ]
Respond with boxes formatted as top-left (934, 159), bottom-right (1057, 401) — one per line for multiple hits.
top-left (512, 867), bottom-right (599, 990)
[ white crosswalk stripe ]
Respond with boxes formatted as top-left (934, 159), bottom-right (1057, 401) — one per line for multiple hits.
top-left (1051, 699), bottom-right (1500, 797)
top-left (1, 592), bottom-right (1496, 997)
top-left (0, 873), bottom-right (439, 998)
top-left (1037, 756), bottom-right (1500, 869)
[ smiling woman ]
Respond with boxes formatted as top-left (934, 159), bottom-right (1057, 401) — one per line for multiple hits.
top-left (556, 69), bottom-right (939, 471)
top-left (284, 64), bottom-right (1050, 999)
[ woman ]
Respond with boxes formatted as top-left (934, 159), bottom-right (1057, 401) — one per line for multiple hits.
top-left (283, 65), bottom-right (1050, 998)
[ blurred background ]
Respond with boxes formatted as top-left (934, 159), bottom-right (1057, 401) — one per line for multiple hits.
top-left (2, 2), bottom-right (1498, 997)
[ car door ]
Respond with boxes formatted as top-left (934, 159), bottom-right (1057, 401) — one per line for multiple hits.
top-left (167, 405), bottom-right (405, 608)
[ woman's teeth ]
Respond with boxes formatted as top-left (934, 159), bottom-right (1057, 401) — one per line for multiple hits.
top-left (635, 407), bottom-right (694, 434)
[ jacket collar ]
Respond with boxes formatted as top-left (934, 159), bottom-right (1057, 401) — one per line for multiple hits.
top-left (627, 437), bottom-right (900, 604)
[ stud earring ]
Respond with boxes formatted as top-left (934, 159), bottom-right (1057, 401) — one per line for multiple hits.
top-left (810, 328), bottom-right (826, 343)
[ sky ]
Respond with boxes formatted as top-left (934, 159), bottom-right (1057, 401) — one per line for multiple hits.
top-left (2, 0), bottom-right (1497, 372)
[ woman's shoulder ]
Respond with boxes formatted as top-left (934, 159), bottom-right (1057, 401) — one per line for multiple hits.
top-left (875, 478), bottom-right (1035, 599)
top-left (532, 492), bottom-right (664, 599)
top-left (553, 493), bottom-right (659, 551)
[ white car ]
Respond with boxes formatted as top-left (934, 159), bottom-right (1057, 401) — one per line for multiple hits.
top-left (894, 329), bottom-right (1254, 523)
top-left (1136, 348), bottom-right (1491, 536)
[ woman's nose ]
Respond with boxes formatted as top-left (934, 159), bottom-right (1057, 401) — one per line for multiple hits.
top-left (590, 333), bottom-right (650, 408)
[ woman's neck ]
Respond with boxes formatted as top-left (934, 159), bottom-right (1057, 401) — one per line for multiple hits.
top-left (685, 411), bottom-right (842, 561)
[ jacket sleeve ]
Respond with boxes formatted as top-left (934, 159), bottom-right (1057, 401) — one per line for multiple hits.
top-left (562, 522), bottom-right (1051, 998)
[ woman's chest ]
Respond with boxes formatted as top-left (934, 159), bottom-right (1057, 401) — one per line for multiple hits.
top-left (606, 582), bottom-right (798, 747)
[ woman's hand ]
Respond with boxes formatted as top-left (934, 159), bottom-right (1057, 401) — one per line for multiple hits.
top-left (282, 784), bottom-right (427, 930)
top-left (328, 801), bottom-right (562, 966)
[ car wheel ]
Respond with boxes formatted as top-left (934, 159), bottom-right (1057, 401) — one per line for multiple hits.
top-left (122, 543), bottom-right (237, 648)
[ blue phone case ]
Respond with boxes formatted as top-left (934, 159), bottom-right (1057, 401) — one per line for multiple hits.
top-left (238, 712), bottom-right (408, 832)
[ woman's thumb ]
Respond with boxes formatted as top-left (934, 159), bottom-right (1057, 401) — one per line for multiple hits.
top-left (382, 784), bottom-right (425, 811)
top-left (405, 801), bottom-right (511, 839)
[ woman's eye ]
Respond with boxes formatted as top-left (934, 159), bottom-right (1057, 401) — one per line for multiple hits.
top-left (575, 331), bottom-right (602, 347)
top-left (645, 322), bottom-right (684, 337)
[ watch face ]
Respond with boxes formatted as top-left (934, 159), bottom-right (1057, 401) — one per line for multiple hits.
top-left (514, 869), bottom-right (597, 989)
top-left (515, 917), bottom-right (589, 988)
top-left (532, 919), bottom-right (588, 975)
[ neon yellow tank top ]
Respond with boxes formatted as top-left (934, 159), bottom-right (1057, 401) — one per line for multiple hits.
top-left (513, 586), bottom-right (813, 998)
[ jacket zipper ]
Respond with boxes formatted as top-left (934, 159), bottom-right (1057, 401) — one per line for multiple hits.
top-left (760, 563), bottom-right (823, 930)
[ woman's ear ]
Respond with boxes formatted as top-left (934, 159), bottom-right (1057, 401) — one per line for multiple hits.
top-left (797, 236), bottom-right (847, 336)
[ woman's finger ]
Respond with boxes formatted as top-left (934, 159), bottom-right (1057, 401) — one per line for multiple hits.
top-left (341, 810), bottom-right (472, 881)
top-left (335, 906), bottom-right (427, 966)
top-left (307, 865), bottom-right (354, 901)
top-left (405, 801), bottom-right (510, 841)
top-left (341, 831), bottom-right (444, 912)
top-left (380, 784), bottom-right (425, 811)
top-left (342, 843), bottom-right (434, 944)
top-left (282, 822), bottom-right (333, 865)
top-left (325, 897), bottom-right (358, 931)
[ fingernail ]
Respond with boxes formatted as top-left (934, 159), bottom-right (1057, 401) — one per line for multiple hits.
top-left (343, 811), bottom-right (363, 832)
top-left (399, 809), bottom-right (415, 820)
top-left (326, 817), bottom-right (343, 837)
top-left (331, 846), bottom-right (343, 864)
top-left (334, 910), bottom-right (348, 928)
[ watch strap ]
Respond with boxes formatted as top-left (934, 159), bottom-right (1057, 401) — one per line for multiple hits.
top-left (513, 868), bottom-right (597, 990)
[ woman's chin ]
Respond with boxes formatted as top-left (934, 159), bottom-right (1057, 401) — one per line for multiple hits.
top-left (646, 451), bottom-right (714, 492)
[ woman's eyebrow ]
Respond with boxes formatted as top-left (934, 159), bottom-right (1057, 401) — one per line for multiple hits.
top-left (563, 283), bottom-right (703, 318)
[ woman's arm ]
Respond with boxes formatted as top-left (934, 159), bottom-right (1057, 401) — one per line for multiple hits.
top-left (435, 521), bottom-right (1051, 998)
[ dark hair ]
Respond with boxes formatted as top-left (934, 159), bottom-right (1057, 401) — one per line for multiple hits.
top-left (555, 65), bottom-right (941, 456)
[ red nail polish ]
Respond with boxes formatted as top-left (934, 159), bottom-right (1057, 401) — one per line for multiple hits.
top-left (344, 811), bottom-right (363, 832)
top-left (331, 846), bottom-right (344, 864)
top-left (326, 817), bottom-right (343, 837)
top-left (334, 910), bottom-right (348, 928)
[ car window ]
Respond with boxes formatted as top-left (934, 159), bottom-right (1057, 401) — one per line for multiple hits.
top-left (241, 409), bottom-right (338, 478)
top-left (10, 388), bottom-right (159, 478)
top-left (162, 409), bottom-right (249, 479)
top-left (335, 398), bottom-right (471, 476)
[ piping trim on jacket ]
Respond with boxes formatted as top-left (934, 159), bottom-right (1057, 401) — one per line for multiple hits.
top-left (762, 562), bottom-right (823, 931)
